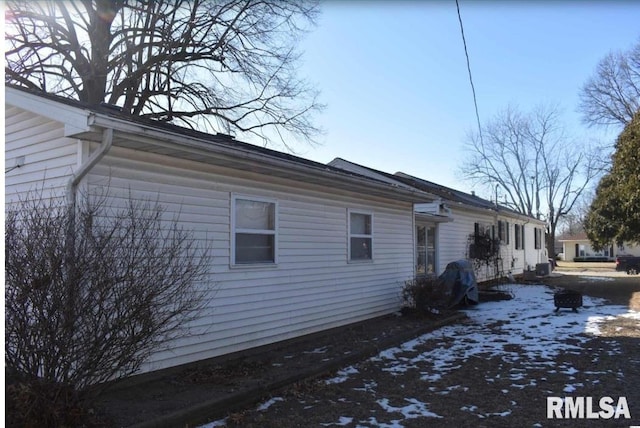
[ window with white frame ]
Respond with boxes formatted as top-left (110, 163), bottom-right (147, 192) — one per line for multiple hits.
top-left (232, 196), bottom-right (277, 265)
top-left (349, 210), bottom-right (373, 261)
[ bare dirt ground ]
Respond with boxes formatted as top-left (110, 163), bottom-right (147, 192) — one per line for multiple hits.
top-left (197, 270), bottom-right (640, 428)
top-left (96, 267), bottom-right (640, 427)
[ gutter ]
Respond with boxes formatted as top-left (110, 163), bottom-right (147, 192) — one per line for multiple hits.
top-left (66, 127), bottom-right (114, 208)
top-left (85, 114), bottom-right (434, 204)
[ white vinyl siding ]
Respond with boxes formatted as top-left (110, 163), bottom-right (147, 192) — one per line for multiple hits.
top-left (4, 106), bottom-right (79, 203)
top-left (85, 146), bottom-right (415, 372)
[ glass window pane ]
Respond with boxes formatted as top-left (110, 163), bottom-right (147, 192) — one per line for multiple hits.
top-left (417, 226), bottom-right (426, 246)
top-left (426, 226), bottom-right (436, 274)
top-left (236, 199), bottom-right (274, 230)
top-left (236, 233), bottom-right (275, 263)
top-left (416, 225), bottom-right (426, 274)
top-left (350, 237), bottom-right (372, 260)
top-left (350, 213), bottom-right (371, 235)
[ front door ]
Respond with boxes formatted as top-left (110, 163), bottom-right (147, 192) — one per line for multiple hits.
top-left (416, 223), bottom-right (437, 276)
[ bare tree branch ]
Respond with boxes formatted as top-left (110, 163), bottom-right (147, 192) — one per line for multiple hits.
top-left (461, 104), bottom-right (600, 258)
top-left (579, 39), bottom-right (640, 128)
top-left (5, 0), bottom-right (324, 149)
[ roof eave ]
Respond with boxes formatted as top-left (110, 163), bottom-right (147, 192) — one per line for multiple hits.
top-left (81, 113), bottom-right (433, 204)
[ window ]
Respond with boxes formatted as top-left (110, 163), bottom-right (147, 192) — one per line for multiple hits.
top-left (349, 210), bottom-right (373, 261)
top-left (416, 224), bottom-right (437, 276)
top-left (515, 224), bottom-right (525, 250)
top-left (498, 221), bottom-right (511, 245)
top-left (232, 196), bottom-right (277, 265)
top-left (474, 222), bottom-right (492, 242)
top-left (534, 227), bottom-right (543, 250)
top-left (498, 221), bottom-right (507, 243)
top-left (506, 222), bottom-right (510, 245)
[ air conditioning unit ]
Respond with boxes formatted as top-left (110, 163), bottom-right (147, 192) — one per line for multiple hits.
top-left (536, 263), bottom-right (550, 277)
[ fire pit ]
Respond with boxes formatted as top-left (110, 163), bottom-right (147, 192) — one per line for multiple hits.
top-left (554, 289), bottom-right (582, 312)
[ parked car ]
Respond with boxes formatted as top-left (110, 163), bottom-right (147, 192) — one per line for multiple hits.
top-left (615, 255), bottom-right (640, 275)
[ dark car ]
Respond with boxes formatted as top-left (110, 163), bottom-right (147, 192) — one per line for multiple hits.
top-left (615, 255), bottom-right (640, 275)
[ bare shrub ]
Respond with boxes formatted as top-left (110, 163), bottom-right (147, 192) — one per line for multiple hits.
top-left (5, 192), bottom-right (211, 426)
top-left (401, 276), bottom-right (449, 317)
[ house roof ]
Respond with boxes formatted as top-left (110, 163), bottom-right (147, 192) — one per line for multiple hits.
top-left (5, 85), bottom-right (436, 204)
top-left (329, 158), bottom-right (544, 224)
top-left (557, 231), bottom-right (589, 242)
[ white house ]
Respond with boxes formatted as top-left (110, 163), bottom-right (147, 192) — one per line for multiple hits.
top-left (5, 86), bottom-right (436, 373)
top-left (328, 159), bottom-right (549, 282)
top-left (558, 232), bottom-right (640, 261)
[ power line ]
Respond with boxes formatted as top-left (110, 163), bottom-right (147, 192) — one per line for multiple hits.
top-left (455, 0), bottom-right (483, 144)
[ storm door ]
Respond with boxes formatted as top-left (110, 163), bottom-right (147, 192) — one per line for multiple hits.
top-left (416, 223), bottom-right (437, 276)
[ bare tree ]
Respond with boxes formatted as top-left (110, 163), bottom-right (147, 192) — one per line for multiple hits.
top-left (579, 39), bottom-right (640, 128)
top-left (5, 192), bottom-right (211, 426)
top-left (461, 105), bottom-right (600, 259)
top-left (4, 0), bottom-right (323, 150)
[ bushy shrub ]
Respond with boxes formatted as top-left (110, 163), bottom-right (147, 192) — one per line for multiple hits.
top-left (5, 193), bottom-right (211, 427)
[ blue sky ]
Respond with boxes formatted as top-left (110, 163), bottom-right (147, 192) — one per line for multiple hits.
top-left (294, 1), bottom-right (640, 195)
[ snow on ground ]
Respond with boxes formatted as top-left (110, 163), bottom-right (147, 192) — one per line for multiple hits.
top-left (198, 284), bottom-right (638, 428)
top-left (365, 285), bottom-right (634, 384)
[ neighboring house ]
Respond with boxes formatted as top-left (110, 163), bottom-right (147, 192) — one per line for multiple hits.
top-left (558, 232), bottom-right (640, 261)
top-left (328, 158), bottom-right (549, 282)
top-left (5, 86), bottom-right (436, 373)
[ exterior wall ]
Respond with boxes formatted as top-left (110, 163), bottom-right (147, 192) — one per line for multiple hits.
top-left (437, 209), bottom-right (479, 275)
top-left (618, 244), bottom-right (640, 257)
top-left (437, 207), bottom-right (547, 282)
top-left (523, 222), bottom-right (548, 269)
top-left (4, 106), bottom-right (79, 203)
top-left (87, 146), bottom-right (416, 372)
top-left (562, 241), bottom-right (640, 260)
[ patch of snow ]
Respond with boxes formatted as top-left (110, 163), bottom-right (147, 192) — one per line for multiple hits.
top-left (377, 397), bottom-right (442, 419)
top-left (304, 346), bottom-right (329, 354)
top-left (321, 416), bottom-right (354, 426)
top-left (197, 417), bottom-right (228, 428)
top-left (563, 384), bottom-right (580, 393)
top-left (199, 284), bottom-right (638, 428)
top-left (325, 365), bottom-right (359, 384)
top-left (355, 417), bottom-right (404, 428)
top-left (353, 379), bottom-right (378, 393)
top-left (578, 276), bottom-right (615, 282)
top-left (256, 397), bottom-right (284, 411)
top-left (372, 285), bottom-right (634, 387)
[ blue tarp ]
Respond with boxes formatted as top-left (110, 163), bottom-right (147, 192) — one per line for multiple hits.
top-left (437, 259), bottom-right (479, 307)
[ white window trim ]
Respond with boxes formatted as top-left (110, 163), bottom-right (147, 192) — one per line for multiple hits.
top-left (231, 194), bottom-right (279, 267)
top-left (347, 208), bottom-right (374, 263)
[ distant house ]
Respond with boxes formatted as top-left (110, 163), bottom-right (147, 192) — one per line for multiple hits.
top-left (328, 159), bottom-right (549, 282)
top-left (5, 86), bottom-right (436, 373)
top-left (558, 232), bottom-right (640, 261)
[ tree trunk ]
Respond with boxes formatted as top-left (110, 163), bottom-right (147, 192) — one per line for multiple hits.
top-left (547, 222), bottom-right (557, 262)
top-left (83, 0), bottom-right (120, 104)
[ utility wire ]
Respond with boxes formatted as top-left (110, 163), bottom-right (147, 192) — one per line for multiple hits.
top-left (455, 0), bottom-right (483, 144)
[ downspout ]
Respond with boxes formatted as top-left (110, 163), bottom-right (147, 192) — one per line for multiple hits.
top-left (63, 127), bottom-right (113, 345)
top-left (66, 127), bottom-right (114, 209)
